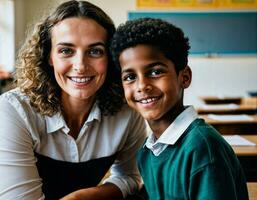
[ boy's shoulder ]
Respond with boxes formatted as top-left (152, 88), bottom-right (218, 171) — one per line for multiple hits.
top-left (180, 118), bottom-right (235, 164)
top-left (183, 118), bottom-right (228, 150)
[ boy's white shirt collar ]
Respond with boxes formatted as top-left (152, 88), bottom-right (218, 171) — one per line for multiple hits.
top-left (145, 106), bottom-right (198, 156)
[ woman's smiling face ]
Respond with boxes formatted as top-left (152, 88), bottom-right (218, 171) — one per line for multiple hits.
top-left (49, 17), bottom-right (108, 102)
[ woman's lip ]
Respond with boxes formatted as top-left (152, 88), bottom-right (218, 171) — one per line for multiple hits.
top-left (67, 76), bottom-right (94, 83)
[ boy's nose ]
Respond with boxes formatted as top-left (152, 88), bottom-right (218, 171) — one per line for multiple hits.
top-left (137, 78), bottom-right (152, 92)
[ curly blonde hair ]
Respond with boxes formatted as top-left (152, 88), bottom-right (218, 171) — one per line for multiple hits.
top-left (15, 0), bottom-right (124, 116)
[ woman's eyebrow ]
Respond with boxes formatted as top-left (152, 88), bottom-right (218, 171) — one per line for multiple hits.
top-left (88, 42), bottom-right (106, 48)
top-left (56, 42), bottom-right (74, 47)
top-left (55, 42), bottom-right (106, 47)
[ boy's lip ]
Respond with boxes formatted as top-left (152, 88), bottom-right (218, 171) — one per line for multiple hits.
top-left (134, 95), bottom-right (161, 104)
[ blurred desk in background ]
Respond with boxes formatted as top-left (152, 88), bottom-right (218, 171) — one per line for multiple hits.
top-left (200, 96), bottom-right (242, 105)
top-left (223, 135), bottom-right (257, 182)
top-left (247, 182), bottom-right (257, 200)
top-left (227, 135), bottom-right (257, 156)
top-left (199, 96), bottom-right (257, 106)
top-left (200, 114), bottom-right (257, 135)
top-left (197, 104), bottom-right (257, 115)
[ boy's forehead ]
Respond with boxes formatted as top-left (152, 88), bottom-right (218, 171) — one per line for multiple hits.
top-left (119, 44), bottom-right (171, 62)
top-left (119, 44), bottom-right (176, 70)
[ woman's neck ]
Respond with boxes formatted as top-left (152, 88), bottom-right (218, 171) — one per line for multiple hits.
top-left (61, 94), bottom-right (95, 139)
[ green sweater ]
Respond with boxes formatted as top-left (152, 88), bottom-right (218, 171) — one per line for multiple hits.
top-left (137, 119), bottom-right (248, 200)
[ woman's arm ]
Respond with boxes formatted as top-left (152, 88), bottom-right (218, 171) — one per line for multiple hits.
top-left (60, 183), bottom-right (123, 200)
top-left (0, 96), bottom-right (44, 199)
top-left (61, 109), bottom-right (147, 200)
top-left (103, 110), bottom-right (147, 197)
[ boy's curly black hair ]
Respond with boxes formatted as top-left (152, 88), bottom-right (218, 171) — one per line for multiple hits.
top-left (110, 17), bottom-right (190, 74)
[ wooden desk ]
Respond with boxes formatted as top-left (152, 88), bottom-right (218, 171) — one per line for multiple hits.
top-left (200, 96), bottom-right (242, 104)
top-left (230, 135), bottom-right (257, 156)
top-left (200, 115), bottom-right (257, 135)
top-left (242, 97), bottom-right (257, 106)
top-left (197, 104), bottom-right (257, 115)
top-left (225, 135), bottom-right (257, 182)
top-left (247, 182), bottom-right (257, 200)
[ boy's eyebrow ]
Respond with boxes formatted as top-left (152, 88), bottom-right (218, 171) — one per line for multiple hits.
top-left (121, 61), bottom-right (167, 73)
top-left (121, 68), bottom-right (133, 74)
top-left (145, 62), bottom-right (167, 69)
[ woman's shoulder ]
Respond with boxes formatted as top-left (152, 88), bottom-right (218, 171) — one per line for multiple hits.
top-left (0, 88), bottom-right (36, 117)
top-left (116, 104), bottom-right (143, 121)
top-left (102, 104), bottom-right (146, 130)
top-left (0, 88), bottom-right (29, 103)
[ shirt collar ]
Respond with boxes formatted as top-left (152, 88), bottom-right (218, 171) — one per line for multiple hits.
top-left (45, 102), bottom-right (101, 134)
top-left (145, 106), bottom-right (198, 149)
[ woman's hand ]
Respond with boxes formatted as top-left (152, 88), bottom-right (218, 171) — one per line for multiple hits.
top-left (60, 183), bottom-right (123, 200)
top-left (0, 67), bottom-right (11, 79)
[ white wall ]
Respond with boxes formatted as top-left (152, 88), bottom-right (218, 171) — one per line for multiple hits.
top-left (84, 0), bottom-right (136, 27)
top-left (17, 0), bottom-right (136, 29)
top-left (15, 0), bottom-right (257, 106)
top-left (14, 0), bottom-right (136, 51)
top-left (185, 56), bottom-right (257, 106)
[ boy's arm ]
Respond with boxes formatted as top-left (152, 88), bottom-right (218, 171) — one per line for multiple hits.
top-left (189, 163), bottom-right (248, 200)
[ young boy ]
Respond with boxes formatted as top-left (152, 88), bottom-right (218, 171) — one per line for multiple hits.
top-left (110, 18), bottom-right (249, 200)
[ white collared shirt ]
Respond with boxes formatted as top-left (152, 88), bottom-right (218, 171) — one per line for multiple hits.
top-left (0, 89), bottom-right (147, 199)
top-left (145, 106), bottom-right (198, 156)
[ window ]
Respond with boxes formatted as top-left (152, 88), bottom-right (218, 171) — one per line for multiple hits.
top-left (0, 0), bottom-right (15, 72)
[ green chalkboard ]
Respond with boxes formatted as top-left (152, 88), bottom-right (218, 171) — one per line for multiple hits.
top-left (128, 11), bottom-right (257, 56)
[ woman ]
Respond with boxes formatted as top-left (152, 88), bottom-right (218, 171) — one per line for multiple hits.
top-left (0, 1), bottom-right (146, 199)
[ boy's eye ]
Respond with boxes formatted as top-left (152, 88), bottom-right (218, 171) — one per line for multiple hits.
top-left (59, 48), bottom-right (73, 56)
top-left (148, 69), bottom-right (163, 77)
top-left (88, 47), bottom-right (105, 57)
top-left (122, 73), bottom-right (136, 82)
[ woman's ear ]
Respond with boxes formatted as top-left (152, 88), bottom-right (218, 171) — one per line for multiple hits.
top-left (181, 66), bottom-right (192, 89)
top-left (48, 54), bottom-right (53, 67)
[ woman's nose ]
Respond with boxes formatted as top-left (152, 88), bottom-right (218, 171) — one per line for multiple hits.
top-left (73, 54), bottom-right (87, 73)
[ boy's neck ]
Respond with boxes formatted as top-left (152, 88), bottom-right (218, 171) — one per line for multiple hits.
top-left (148, 105), bottom-right (186, 139)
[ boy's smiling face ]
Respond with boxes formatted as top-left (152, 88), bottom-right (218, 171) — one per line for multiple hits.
top-left (119, 44), bottom-right (191, 124)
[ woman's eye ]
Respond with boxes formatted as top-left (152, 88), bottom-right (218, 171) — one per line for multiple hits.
top-left (122, 74), bottom-right (136, 82)
top-left (88, 48), bottom-right (105, 57)
top-left (59, 48), bottom-right (73, 56)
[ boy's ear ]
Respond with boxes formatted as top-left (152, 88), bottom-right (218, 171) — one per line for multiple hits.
top-left (180, 66), bottom-right (192, 89)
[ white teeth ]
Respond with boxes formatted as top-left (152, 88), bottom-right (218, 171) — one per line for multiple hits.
top-left (141, 99), bottom-right (148, 104)
top-left (70, 77), bottom-right (91, 83)
top-left (139, 97), bottom-right (157, 104)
